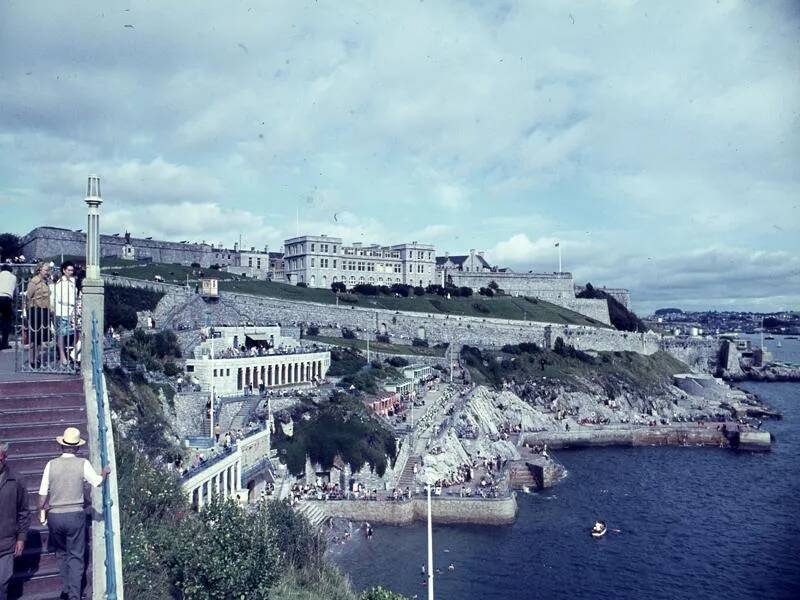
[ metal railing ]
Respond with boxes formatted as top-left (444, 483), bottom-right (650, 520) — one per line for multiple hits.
top-left (91, 312), bottom-right (118, 600)
top-left (8, 263), bottom-right (81, 374)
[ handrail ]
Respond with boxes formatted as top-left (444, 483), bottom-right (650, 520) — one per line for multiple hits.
top-left (91, 312), bottom-right (117, 600)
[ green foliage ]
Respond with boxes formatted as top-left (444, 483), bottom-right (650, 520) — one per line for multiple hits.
top-left (375, 333), bottom-right (390, 344)
top-left (462, 344), bottom-right (687, 394)
top-left (275, 394), bottom-right (398, 476)
top-left (331, 281), bottom-right (347, 293)
top-left (0, 233), bottom-right (21, 261)
top-left (412, 337), bottom-right (429, 347)
top-left (305, 324), bottom-right (320, 336)
top-left (577, 283), bottom-right (648, 332)
top-left (353, 283), bottom-right (379, 295)
top-left (106, 367), bottom-right (184, 462)
top-left (386, 356), bottom-right (409, 368)
top-left (487, 280), bottom-right (500, 290)
top-left (341, 327), bottom-right (357, 339)
top-left (458, 286), bottom-right (473, 297)
top-left (105, 286), bottom-right (164, 330)
top-left (361, 588), bottom-right (410, 600)
top-left (412, 286), bottom-right (425, 296)
top-left (296, 281), bottom-right (308, 288)
top-left (478, 287), bottom-right (495, 297)
top-left (163, 360), bottom-right (181, 377)
top-left (120, 328), bottom-right (182, 373)
top-left (327, 347), bottom-right (368, 376)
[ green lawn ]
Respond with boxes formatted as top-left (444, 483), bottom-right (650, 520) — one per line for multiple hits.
top-left (306, 335), bottom-right (447, 357)
top-left (102, 261), bottom-right (608, 327)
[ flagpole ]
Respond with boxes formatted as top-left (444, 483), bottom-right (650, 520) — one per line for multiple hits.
top-left (556, 243), bottom-right (562, 273)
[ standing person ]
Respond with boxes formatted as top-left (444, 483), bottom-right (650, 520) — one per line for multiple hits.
top-left (50, 262), bottom-right (77, 367)
top-left (0, 441), bottom-right (30, 600)
top-left (37, 428), bottom-right (110, 600)
top-left (24, 262), bottom-right (51, 368)
top-left (0, 266), bottom-right (16, 350)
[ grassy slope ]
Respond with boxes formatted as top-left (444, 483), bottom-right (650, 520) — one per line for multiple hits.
top-left (98, 261), bottom-right (606, 326)
top-left (464, 346), bottom-right (687, 394)
top-left (306, 335), bottom-right (446, 357)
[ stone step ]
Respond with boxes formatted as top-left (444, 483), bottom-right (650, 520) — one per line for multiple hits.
top-left (0, 393), bottom-right (85, 411)
top-left (0, 377), bottom-right (83, 398)
top-left (0, 420), bottom-right (86, 443)
top-left (0, 405), bottom-right (86, 425)
top-left (7, 448), bottom-right (90, 476)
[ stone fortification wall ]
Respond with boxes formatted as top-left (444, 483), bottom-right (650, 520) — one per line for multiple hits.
top-left (445, 271), bottom-right (611, 323)
top-left (143, 283), bottom-right (662, 355)
top-left (21, 226), bottom-right (215, 266)
top-left (310, 495), bottom-right (517, 525)
top-left (172, 392), bottom-right (207, 438)
top-left (660, 338), bottom-right (721, 373)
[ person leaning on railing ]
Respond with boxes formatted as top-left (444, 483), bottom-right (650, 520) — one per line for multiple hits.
top-left (24, 262), bottom-right (52, 369)
top-left (0, 265), bottom-right (16, 350)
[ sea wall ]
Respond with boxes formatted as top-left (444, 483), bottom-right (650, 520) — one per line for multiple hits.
top-left (661, 338), bottom-right (721, 373)
top-left (309, 494), bottom-right (518, 526)
top-left (521, 426), bottom-right (728, 449)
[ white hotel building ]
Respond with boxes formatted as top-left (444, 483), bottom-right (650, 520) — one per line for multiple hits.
top-left (283, 235), bottom-right (436, 289)
top-left (185, 326), bottom-right (331, 397)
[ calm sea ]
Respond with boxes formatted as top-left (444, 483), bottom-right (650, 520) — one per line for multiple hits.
top-left (333, 340), bottom-right (800, 599)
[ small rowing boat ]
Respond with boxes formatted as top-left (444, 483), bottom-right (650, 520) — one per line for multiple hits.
top-left (591, 521), bottom-right (607, 538)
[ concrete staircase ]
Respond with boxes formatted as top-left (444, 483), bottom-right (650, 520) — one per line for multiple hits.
top-left (294, 500), bottom-right (327, 530)
top-left (0, 376), bottom-right (91, 600)
top-left (395, 454), bottom-right (421, 490)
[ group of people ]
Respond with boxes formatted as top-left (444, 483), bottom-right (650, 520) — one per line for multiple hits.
top-left (0, 260), bottom-right (84, 368)
top-left (1, 428), bottom-right (111, 600)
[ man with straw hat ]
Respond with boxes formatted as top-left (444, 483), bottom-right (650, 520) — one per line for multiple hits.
top-left (37, 428), bottom-right (110, 600)
top-left (0, 441), bottom-right (30, 600)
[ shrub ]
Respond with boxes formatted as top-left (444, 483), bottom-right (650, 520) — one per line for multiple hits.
top-left (331, 281), bottom-right (347, 293)
top-left (413, 286), bottom-right (425, 296)
top-left (105, 286), bottom-right (164, 331)
top-left (162, 361), bottom-right (180, 377)
top-left (339, 294), bottom-right (358, 304)
top-left (378, 285), bottom-right (391, 295)
top-left (375, 333), bottom-right (391, 344)
top-left (306, 324), bottom-right (320, 336)
top-left (342, 327), bottom-right (357, 339)
top-left (296, 281), bottom-right (308, 288)
top-left (425, 284), bottom-right (446, 296)
top-left (210, 263), bottom-right (221, 270)
top-left (189, 262), bottom-right (201, 268)
top-left (390, 283), bottom-right (412, 297)
top-left (386, 356), bottom-right (409, 368)
top-left (458, 286), bottom-right (473, 297)
top-left (412, 338), bottom-right (429, 347)
top-left (478, 287), bottom-right (494, 297)
top-left (488, 280), bottom-right (500, 290)
top-left (353, 283), bottom-right (379, 295)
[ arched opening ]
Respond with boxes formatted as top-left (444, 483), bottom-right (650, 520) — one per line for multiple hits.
top-left (417, 325), bottom-right (426, 340)
top-left (379, 322), bottom-right (387, 335)
top-left (237, 368), bottom-right (243, 390)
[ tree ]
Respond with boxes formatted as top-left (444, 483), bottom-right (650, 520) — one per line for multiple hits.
top-left (488, 280), bottom-right (500, 290)
top-left (412, 286), bottom-right (425, 296)
top-left (0, 233), bottom-right (21, 261)
top-left (458, 286), bottom-right (473, 297)
top-left (478, 287), bottom-right (494, 297)
top-left (305, 325), bottom-right (320, 336)
top-left (331, 281), bottom-right (346, 293)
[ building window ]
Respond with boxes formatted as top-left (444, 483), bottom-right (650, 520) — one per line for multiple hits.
top-left (257, 258), bottom-right (261, 268)
top-left (311, 243), bottom-right (315, 252)
top-left (333, 246), bottom-right (337, 253)
top-left (248, 257), bottom-right (253, 267)
top-left (226, 369), bottom-right (230, 376)
top-left (333, 259), bottom-right (337, 268)
top-left (186, 365), bottom-right (194, 372)
top-left (311, 258), bottom-right (315, 267)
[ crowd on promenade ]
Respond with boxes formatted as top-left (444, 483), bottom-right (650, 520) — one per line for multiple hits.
top-left (196, 342), bottom-right (325, 360)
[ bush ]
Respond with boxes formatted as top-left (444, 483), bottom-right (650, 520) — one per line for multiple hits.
top-left (210, 263), bottom-right (221, 270)
top-left (413, 286), bottom-right (425, 296)
top-left (375, 334), bottom-right (391, 344)
top-left (577, 283), bottom-right (648, 332)
top-left (105, 286), bottom-right (164, 331)
top-left (488, 280), bottom-right (500, 290)
top-left (189, 262), bottom-right (201, 268)
top-left (353, 283), bottom-right (379, 295)
top-left (412, 338), bottom-right (429, 347)
top-left (378, 285), bottom-right (391, 295)
top-left (306, 325), bottom-right (320, 336)
top-left (425, 284), bottom-right (446, 296)
top-left (458, 286), bottom-right (473, 297)
top-left (478, 287), bottom-right (494, 297)
top-left (339, 294), bottom-right (358, 304)
top-left (342, 327), bottom-right (357, 339)
top-left (162, 361), bottom-right (180, 377)
top-left (296, 282), bottom-right (308, 288)
top-left (331, 281), bottom-right (347, 293)
top-left (390, 283), bottom-right (412, 297)
top-left (386, 356), bottom-right (409, 368)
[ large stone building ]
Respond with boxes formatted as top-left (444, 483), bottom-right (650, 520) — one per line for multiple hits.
top-left (282, 235), bottom-right (436, 289)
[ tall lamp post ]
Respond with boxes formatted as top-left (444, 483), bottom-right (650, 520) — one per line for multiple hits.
top-left (82, 175), bottom-right (105, 374)
top-left (555, 241), bottom-right (562, 274)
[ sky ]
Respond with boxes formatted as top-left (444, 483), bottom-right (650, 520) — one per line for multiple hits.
top-left (1, 0), bottom-right (798, 314)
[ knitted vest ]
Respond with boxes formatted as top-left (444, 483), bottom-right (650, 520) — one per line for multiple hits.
top-left (47, 456), bottom-right (86, 514)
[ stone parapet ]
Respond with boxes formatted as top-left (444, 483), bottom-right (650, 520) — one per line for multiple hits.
top-left (521, 426), bottom-right (728, 449)
top-left (308, 494), bottom-right (518, 526)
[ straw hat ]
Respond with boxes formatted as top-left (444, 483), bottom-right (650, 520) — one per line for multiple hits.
top-left (57, 427), bottom-right (86, 447)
